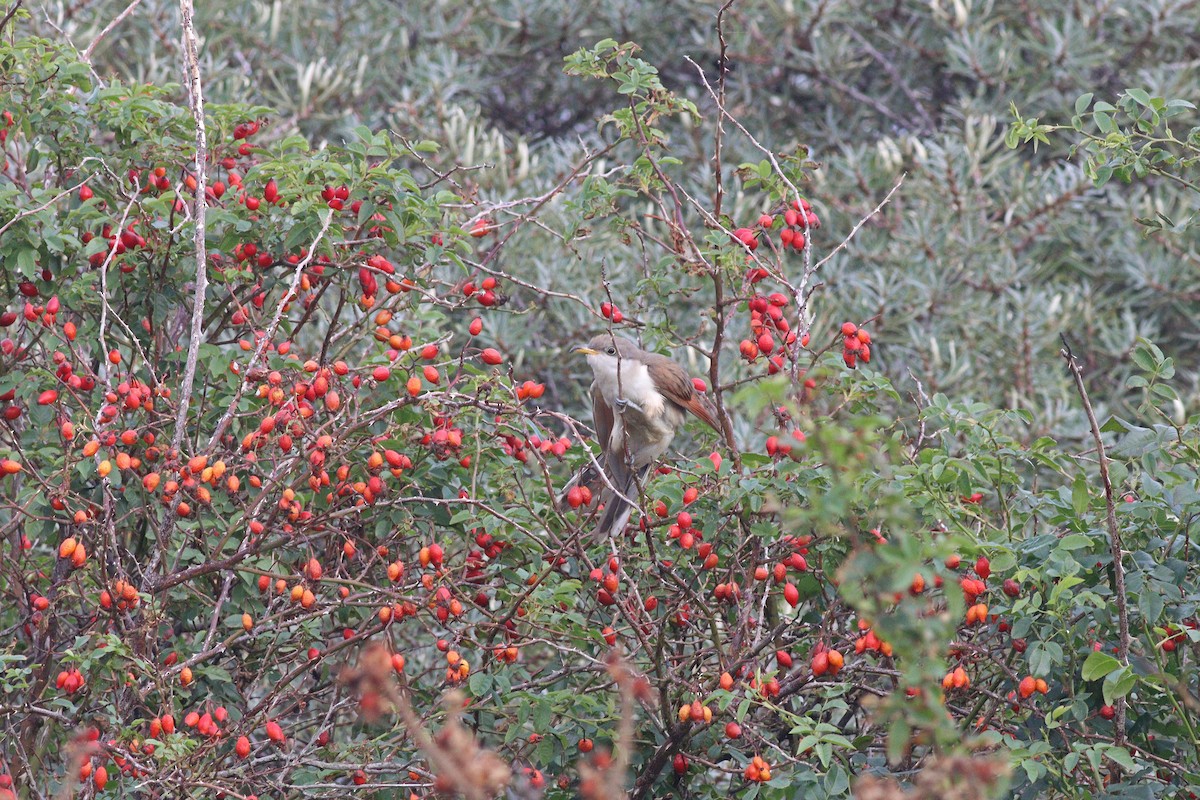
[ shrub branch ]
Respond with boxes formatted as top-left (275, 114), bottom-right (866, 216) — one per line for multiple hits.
top-left (1061, 335), bottom-right (1130, 749)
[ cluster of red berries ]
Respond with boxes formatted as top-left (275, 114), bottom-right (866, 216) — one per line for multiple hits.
top-left (589, 556), bottom-right (623, 606)
top-left (739, 292), bottom-right (800, 374)
top-left (82, 221), bottom-right (147, 269)
top-left (854, 619), bottom-right (894, 657)
top-left (55, 666), bottom-right (85, 693)
top-left (563, 483), bottom-right (593, 508)
top-left (506, 433), bottom-right (570, 466)
top-left (2, 293), bottom-right (60, 339)
top-left (810, 645), bottom-right (845, 677)
top-left (99, 579), bottom-right (140, 611)
top-left (599, 301), bottom-right (624, 323)
top-left (731, 197), bottom-right (820, 258)
top-left (942, 665), bottom-right (970, 691)
top-left (1016, 675), bottom-right (1050, 699)
top-left (182, 706), bottom-right (230, 738)
top-left (765, 430), bottom-right (806, 459)
top-left (422, 415), bottom-right (465, 463)
top-left (0, 110), bottom-right (14, 172)
top-left (840, 321), bottom-right (871, 368)
top-left (232, 119), bottom-right (260, 141)
top-left (357, 254), bottom-right (395, 301)
top-left (320, 183), bottom-right (350, 210)
top-left (462, 275), bottom-right (502, 307)
top-left (514, 380), bottom-right (545, 401)
top-left (743, 755), bottom-right (773, 782)
top-left (1161, 623), bottom-right (1191, 652)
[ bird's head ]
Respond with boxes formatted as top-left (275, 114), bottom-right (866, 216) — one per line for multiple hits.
top-left (573, 335), bottom-right (638, 376)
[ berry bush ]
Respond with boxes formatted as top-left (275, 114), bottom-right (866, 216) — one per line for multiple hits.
top-left (3, 4), bottom-right (1200, 800)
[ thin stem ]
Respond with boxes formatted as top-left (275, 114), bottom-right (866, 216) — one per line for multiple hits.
top-left (172, 0), bottom-right (209, 460)
top-left (82, 0), bottom-right (144, 63)
top-left (1061, 335), bottom-right (1130, 753)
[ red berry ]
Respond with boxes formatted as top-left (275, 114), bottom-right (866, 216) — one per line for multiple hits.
top-left (975, 556), bottom-right (991, 580)
top-left (235, 735), bottom-right (251, 758)
top-left (732, 227), bottom-right (758, 251)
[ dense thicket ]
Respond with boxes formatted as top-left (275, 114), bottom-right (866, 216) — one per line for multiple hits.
top-left (4, 3), bottom-right (1200, 800)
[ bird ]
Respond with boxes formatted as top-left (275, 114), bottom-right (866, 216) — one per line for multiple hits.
top-left (566, 334), bottom-right (720, 539)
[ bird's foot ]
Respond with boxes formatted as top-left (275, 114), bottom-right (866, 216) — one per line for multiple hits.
top-left (614, 397), bottom-right (644, 415)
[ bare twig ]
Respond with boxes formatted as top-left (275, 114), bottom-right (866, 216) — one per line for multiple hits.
top-left (813, 175), bottom-right (904, 271)
top-left (0, 0), bottom-right (24, 35)
top-left (685, 56), bottom-right (805, 223)
top-left (172, 0), bottom-right (209, 458)
top-left (711, 0), bottom-right (738, 219)
top-left (82, 0), bottom-right (144, 63)
top-left (1060, 335), bottom-right (1130, 751)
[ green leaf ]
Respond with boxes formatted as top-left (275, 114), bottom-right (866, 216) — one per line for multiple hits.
top-left (1105, 745), bottom-right (1137, 771)
top-left (1074, 93), bottom-right (1094, 114)
top-left (1057, 533), bottom-right (1092, 551)
top-left (1126, 88), bottom-right (1152, 108)
top-left (1102, 667), bottom-right (1136, 706)
top-left (1131, 346), bottom-right (1157, 372)
top-left (533, 699), bottom-right (552, 730)
top-left (886, 717), bottom-right (909, 765)
top-left (1100, 416), bottom-right (1130, 434)
top-left (1081, 651), bottom-right (1121, 681)
top-left (468, 671), bottom-right (492, 696)
top-left (1071, 473), bottom-right (1090, 516)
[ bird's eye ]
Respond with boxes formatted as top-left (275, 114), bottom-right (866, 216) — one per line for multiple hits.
top-left (605, 347), bottom-right (616, 355)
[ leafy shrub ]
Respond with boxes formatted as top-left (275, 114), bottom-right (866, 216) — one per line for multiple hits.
top-left (2, 10), bottom-right (1200, 800)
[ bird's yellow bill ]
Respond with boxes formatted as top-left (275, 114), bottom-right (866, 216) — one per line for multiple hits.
top-left (573, 346), bottom-right (600, 356)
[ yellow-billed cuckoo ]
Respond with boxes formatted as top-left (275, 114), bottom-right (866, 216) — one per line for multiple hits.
top-left (567, 334), bottom-right (719, 539)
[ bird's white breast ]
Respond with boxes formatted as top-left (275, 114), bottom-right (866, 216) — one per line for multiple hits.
top-left (589, 354), bottom-right (682, 469)
top-left (589, 356), bottom-right (664, 416)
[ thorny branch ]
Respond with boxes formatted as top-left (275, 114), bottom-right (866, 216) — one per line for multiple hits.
top-left (81, 0), bottom-right (144, 63)
top-left (1060, 335), bottom-right (1131, 755)
top-left (172, 0), bottom-right (209, 458)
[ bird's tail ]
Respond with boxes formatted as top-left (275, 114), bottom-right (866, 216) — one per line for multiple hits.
top-left (593, 462), bottom-right (649, 541)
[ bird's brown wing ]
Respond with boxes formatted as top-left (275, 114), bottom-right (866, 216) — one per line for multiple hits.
top-left (591, 380), bottom-right (615, 453)
top-left (645, 354), bottom-right (721, 432)
top-left (589, 380), bottom-right (640, 539)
